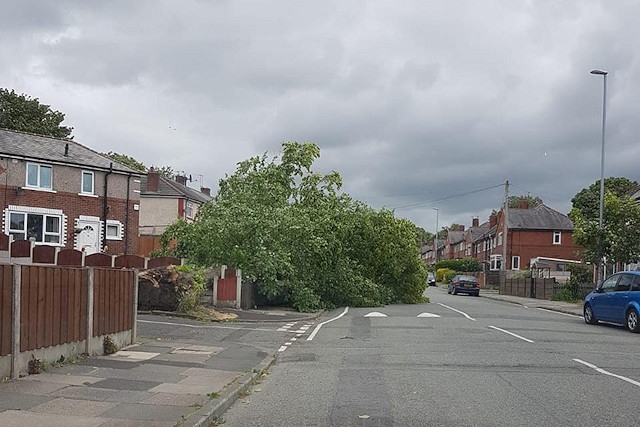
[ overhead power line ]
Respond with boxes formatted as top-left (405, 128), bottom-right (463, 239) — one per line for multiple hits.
top-left (392, 183), bottom-right (505, 210)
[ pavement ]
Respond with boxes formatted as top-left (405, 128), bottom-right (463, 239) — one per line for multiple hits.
top-left (0, 295), bottom-right (582, 427)
top-left (476, 288), bottom-right (584, 317)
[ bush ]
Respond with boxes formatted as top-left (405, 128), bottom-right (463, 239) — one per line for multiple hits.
top-left (436, 268), bottom-right (456, 283)
top-left (435, 258), bottom-right (482, 272)
top-left (177, 265), bottom-right (206, 313)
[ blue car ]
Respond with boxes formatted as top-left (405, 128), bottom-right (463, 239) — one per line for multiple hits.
top-left (583, 271), bottom-right (640, 333)
top-left (447, 275), bottom-right (480, 296)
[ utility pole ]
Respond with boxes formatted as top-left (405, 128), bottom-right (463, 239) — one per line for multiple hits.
top-left (433, 208), bottom-right (439, 264)
top-left (502, 180), bottom-right (509, 270)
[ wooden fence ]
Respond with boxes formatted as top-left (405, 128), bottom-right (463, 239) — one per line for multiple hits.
top-left (0, 236), bottom-right (181, 269)
top-left (0, 264), bottom-right (137, 379)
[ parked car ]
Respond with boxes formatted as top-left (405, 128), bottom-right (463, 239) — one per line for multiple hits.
top-left (447, 275), bottom-right (479, 296)
top-left (583, 271), bottom-right (640, 333)
top-left (428, 272), bottom-right (436, 286)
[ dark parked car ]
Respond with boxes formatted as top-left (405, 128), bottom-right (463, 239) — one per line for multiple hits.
top-left (583, 271), bottom-right (640, 333)
top-left (447, 275), bottom-right (479, 296)
top-left (428, 272), bottom-right (436, 286)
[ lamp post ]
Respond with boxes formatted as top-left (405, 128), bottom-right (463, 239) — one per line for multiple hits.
top-left (433, 208), bottom-right (439, 264)
top-left (590, 68), bottom-right (608, 282)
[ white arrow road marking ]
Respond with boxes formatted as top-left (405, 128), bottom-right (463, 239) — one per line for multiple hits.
top-left (488, 325), bottom-right (534, 343)
top-left (417, 313), bottom-right (441, 318)
top-left (573, 359), bottom-right (640, 387)
top-left (364, 312), bottom-right (388, 317)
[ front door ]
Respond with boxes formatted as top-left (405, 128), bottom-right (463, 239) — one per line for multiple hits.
top-left (75, 217), bottom-right (101, 255)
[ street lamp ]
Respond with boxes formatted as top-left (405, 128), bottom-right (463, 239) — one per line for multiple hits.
top-left (590, 68), bottom-right (608, 282)
top-left (433, 208), bottom-right (439, 264)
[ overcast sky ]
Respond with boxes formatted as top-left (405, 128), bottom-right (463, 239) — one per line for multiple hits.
top-left (2, 0), bottom-right (638, 234)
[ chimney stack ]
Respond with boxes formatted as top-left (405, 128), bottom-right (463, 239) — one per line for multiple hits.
top-left (489, 212), bottom-right (497, 228)
top-left (175, 175), bottom-right (188, 186)
top-left (200, 187), bottom-right (211, 196)
top-left (147, 167), bottom-right (159, 192)
top-left (472, 217), bottom-right (479, 227)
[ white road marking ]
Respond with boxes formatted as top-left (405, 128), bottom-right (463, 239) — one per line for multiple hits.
top-left (417, 313), bottom-right (441, 318)
top-left (291, 337), bottom-right (297, 341)
top-left (307, 307), bottom-right (349, 341)
top-left (364, 312), bottom-right (387, 317)
top-left (138, 319), bottom-right (281, 333)
top-left (277, 345), bottom-right (288, 352)
top-left (437, 303), bottom-right (476, 321)
top-left (536, 307), bottom-right (583, 318)
top-left (285, 342), bottom-right (292, 346)
top-left (573, 358), bottom-right (640, 387)
top-left (488, 325), bottom-right (534, 343)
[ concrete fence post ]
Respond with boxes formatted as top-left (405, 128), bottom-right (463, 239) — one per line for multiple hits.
top-left (212, 276), bottom-right (218, 307)
top-left (86, 268), bottom-right (94, 355)
top-left (11, 264), bottom-right (21, 379)
top-left (235, 269), bottom-right (242, 309)
top-left (131, 269), bottom-right (139, 344)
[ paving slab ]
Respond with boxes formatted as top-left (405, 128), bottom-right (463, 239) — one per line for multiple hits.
top-left (148, 382), bottom-right (215, 395)
top-left (98, 419), bottom-right (175, 427)
top-left (144, 392), bottom-right (208, 407)
top-left (101, 402), bottom-right (192, 422)
top-left (89, 367), bottom-right (184, 383)
top-left (0, 410), bottom-right (106, 427)
top-left (30, 397), bottom-right (117, 417)
top-left (91, 378), bottom-right (162, 391)
top-left (0, 379), bottom-right (68, 395)
top-left (50, 384), bottom-right (121, 401)
top-left (21, 372), bottom-right (105, 386)
top-left (0, 391), bottom-right (54, 410)
top-left (178, 371), bottom-right (240, 390)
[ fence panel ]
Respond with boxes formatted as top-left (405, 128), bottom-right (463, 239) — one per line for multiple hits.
top-left (93, 268), bottom-right (134, 337)
top-left (0, 265), bottom-right (12, 356)
top-left (19, 266), bottom-right (87, 352)
top-left (217, 277), bottom-right (237, 301)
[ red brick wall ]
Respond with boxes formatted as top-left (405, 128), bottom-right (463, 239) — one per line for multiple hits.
top-left (507, 230), bottom-right (581, 269)
top-left (1, 184), bottom-right (139, 254)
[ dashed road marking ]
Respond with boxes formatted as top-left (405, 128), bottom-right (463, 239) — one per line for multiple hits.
top-left (437, 303), bottom-right (476, 321)
top-left (417, 313), bottom-right (441, 318)
top-left (488, 325), bottom-right (534, 343)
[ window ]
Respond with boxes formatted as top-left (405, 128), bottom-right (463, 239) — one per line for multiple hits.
top-left (8, 211), bottom-right (62, 244)
top-left (26, 163), bottom-right (52, 190)
top-left (512, 256), bottom-right (520, 270)
top-left (615, 274), bottom-right (633, 292)
top-left (553, 231), bottom-right (562, 245)
top-left (81, 171), bottom-right (94, 194)
top-left (498, 232), bottom-right (503, 246)
top-left (106, 220), bottom-right (123, 240)
top-left (490, 254), bottom-right (502, 271)
top-left (185, 201), bottom-right (194, 219)
top-left (632, 275), bottom-right (640, 292)
top-left (600, 275), bottom-right (618, 292)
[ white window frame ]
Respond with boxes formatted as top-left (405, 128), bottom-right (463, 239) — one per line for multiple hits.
top-left (26, 162), bottom-right (53, 190)
top-left (512, 255), bottom-right (520, 270)
top-left (5, 205), bottom-right (65, 245)
top-left (498, 232), bottom-right (503, 246)
top-left (81, 170), bottom-right (95, 195)
top-left (185, 201), bottom-right (194, 219)
top-left (553, 231), bottom-right (562, 245)
top-left (490, 254), bottom-right (503, 271)
top-left (105, 220), bottom-right (123, 240)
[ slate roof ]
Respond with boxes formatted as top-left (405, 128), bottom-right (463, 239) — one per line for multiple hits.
top-left (0, 128), bottom-right (142, 175)
top-left (507, 204), bottom-right (573, 230)
top-left (140, 175), bottom-right (213, 204)
top-left (447, 230), bottom-right (465, 244)
top-left (469, 222), bottom-right (490, 242)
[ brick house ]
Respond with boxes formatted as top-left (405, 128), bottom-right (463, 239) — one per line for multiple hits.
top-left (138, 169), bottom-right (213, 256)
top-left (487, 203), bottom-right (581, 271)
top-left (0, 128), bottom-right (143, 255)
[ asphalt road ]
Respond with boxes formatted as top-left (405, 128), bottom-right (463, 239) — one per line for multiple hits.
top-left (218, 286), bottom-right (640, 427)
